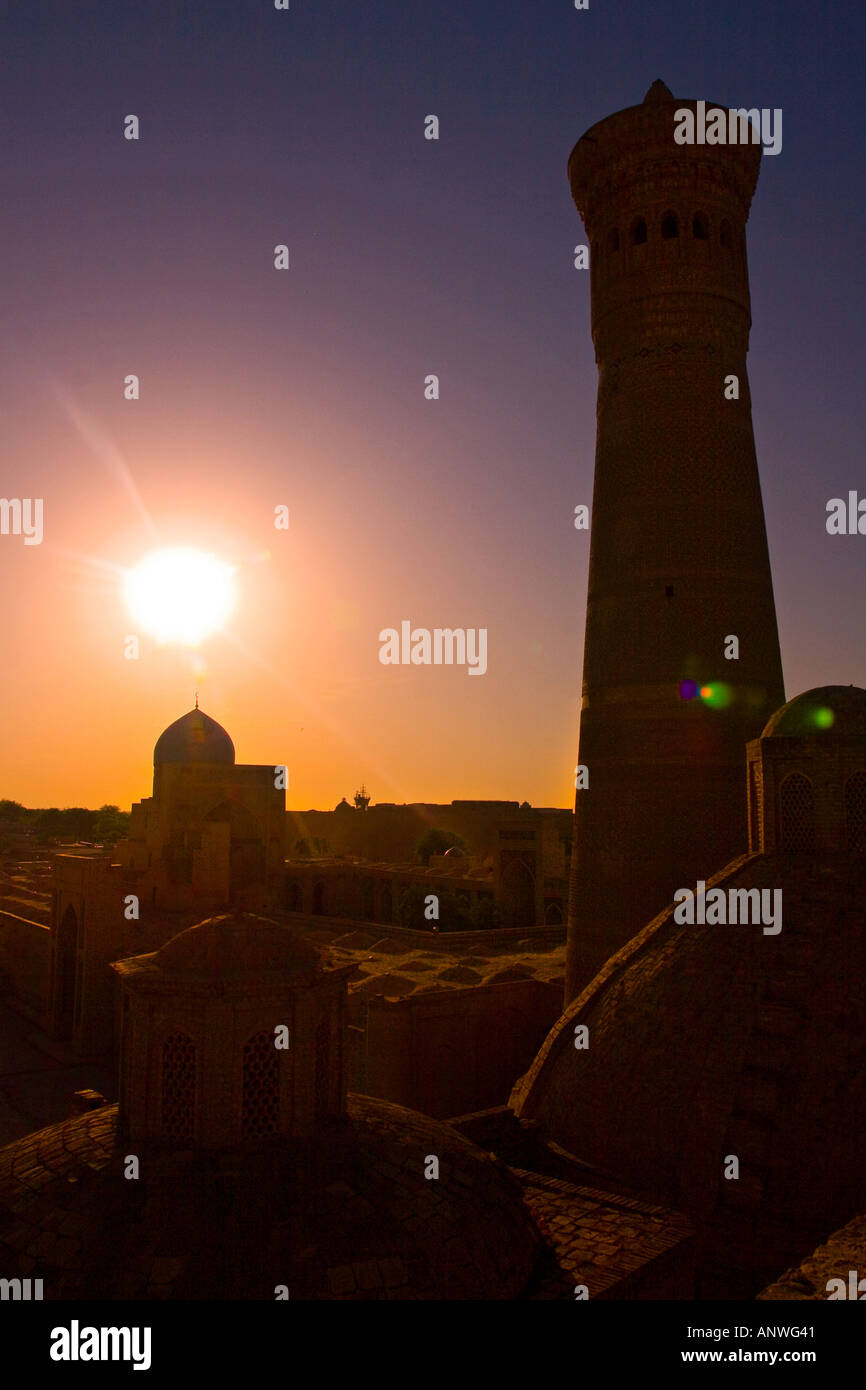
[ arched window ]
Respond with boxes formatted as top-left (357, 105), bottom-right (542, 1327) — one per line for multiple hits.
top-left (661, 211), bottom-right (678, 239)
top-left (779, 773), bottom-right (816, 853)
top-left (242, 1030), bottom-right (280, 1138)
top-left (285, 879), bottom-right (301, 912)
top-left (720, 219), bottom-right (733, 248)
top-left (692, 213), bottom-right (709, 240)
top-left (630, 217), bottom-right (647, 245)
top-left (544, 901), bottom-right (564, 925)
top-left (607, 228), bottom-right (620, 251)
top-left (161, 1032), bottom-right (196, 1141)
top-left (845, 772), bottom-right (866, 852)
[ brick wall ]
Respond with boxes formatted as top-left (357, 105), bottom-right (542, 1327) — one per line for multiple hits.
top-left (0, 910), bottom-right (51, 1020)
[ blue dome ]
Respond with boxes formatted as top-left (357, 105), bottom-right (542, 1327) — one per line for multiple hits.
top-left (153, 708), bottom-right (235, 765)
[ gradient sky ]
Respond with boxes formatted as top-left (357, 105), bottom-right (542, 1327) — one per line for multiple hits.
top-left (1, 0), bottom-right (864, 812)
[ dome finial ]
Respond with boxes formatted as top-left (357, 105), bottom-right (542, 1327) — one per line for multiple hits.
top-left (195, 690), bottom-right (199, 710)
top-left (644, 78), bottom-right (673, 103)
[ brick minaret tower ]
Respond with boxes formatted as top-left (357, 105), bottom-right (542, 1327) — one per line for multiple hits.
top-left (565, 81), bottom-right (785, 1001)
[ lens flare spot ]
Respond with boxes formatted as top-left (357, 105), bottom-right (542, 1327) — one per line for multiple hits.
top-left (701, 682), bottom-right (733, 708)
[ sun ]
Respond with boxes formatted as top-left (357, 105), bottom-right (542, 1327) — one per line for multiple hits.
top-left (123, 547), bottom-right (237, 645)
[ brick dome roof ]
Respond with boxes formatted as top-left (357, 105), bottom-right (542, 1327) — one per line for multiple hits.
top-left (153, 708), bottom-right (235, 765)
top-left (513, 853), bottom-right (866, 1296)
top-left (761, 685), bottom-right (866, 739)
top-left (0, 1096), bottom-right (541, 1299)
top-left (151, 913), bottom-right (322, 981)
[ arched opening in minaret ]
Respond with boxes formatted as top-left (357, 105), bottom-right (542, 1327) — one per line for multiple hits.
top-left (630, 217), bottom-right (647, 245)
top-left (693, 212), bottom-right (709, 239)
top-left (661, 211), bottom-right (678, 239)
top-left (779, 773), bottom-right (816, 853)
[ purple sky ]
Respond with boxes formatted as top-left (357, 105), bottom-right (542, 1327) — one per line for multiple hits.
top-left (1, 0), bottom-right (864, 809)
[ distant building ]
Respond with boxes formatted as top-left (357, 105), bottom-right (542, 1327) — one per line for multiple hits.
top-left (46, 706), bottom-right (286, 1054)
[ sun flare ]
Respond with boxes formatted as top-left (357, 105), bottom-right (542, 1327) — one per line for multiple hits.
top-left (123, 547), bottom-right (237, 645)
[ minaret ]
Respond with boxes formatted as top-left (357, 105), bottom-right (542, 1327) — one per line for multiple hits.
top-left (565, 81), bottom-right (785, 1001)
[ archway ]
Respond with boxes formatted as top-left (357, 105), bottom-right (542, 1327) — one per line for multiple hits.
top-left (205, 800), bottom-right (265, 899)
top-left (500, 856), bottom-right (536, 928)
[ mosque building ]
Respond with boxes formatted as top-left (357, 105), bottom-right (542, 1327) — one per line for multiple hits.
top-left (47, 705), bottom-right (287, 1056)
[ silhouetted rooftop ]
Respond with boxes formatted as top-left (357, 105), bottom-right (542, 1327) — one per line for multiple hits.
top-left (761, 685), bottom-right (866, 740)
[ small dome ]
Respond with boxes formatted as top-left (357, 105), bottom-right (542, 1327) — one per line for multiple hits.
top-left (152, 912), bottom-right (321, 981)
top-left (761, 686), bottom-right (866, 740)
top-left (154, 708), bottom-right (235, 765)
top-left (334, 798), bottom-right (354, 815)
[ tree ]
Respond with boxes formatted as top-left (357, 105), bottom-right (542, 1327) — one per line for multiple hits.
top-left (397, 884), bottom-right (474, 932)
top-left (469, 896), bottom-right (500, 929)
top-left (414, 827), bottom-right (465, 866)
top-left (93, 805), bottom-right (130, 844)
